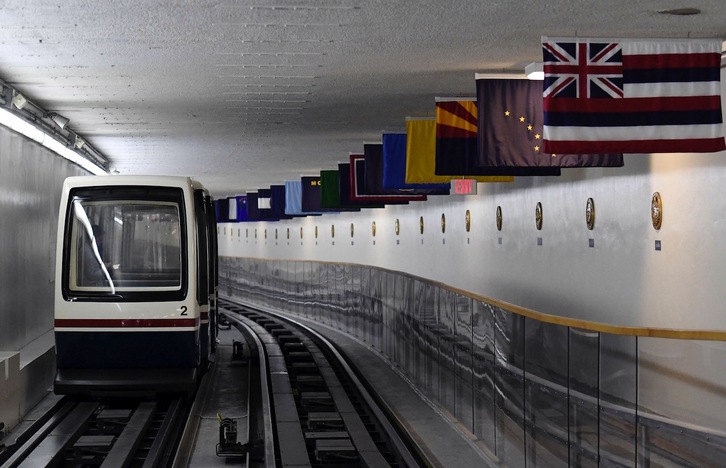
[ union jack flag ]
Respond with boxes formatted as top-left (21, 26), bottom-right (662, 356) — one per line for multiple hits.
top-left (543, 41), bottom-right (623, 99)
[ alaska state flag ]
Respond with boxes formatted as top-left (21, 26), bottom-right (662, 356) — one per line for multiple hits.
top-left (542, 37), bottom-right (726, 153)
top-left (478, 78), bottom-right (623, 168)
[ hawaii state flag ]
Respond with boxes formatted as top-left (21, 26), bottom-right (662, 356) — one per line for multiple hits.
top-left (542, 37), bottom-right (726, 153)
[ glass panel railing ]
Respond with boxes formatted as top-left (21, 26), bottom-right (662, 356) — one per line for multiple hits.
top-left (568, 328), bottom-right (599, 467)
top-left (473, 300), bottom-right (496, 450)
top-left (523, 318), bottom-right (569, 467)
top-left (219, 257), bottom-right (726, 468)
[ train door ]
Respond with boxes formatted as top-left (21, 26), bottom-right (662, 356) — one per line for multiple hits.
top-left (194, 189), bottom-right (215, 371)
top-left (205, 193), bottom-right (219, 354)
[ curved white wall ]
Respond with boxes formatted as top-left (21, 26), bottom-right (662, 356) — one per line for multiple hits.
top-left (219, 150), bottom-right (726, 331)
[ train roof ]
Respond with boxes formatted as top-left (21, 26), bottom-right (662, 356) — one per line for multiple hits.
top-left (62, 175), bottom-right (205, 191)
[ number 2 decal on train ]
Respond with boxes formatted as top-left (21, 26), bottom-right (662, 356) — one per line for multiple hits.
top-left (179, 306), bottom-right (188, 315)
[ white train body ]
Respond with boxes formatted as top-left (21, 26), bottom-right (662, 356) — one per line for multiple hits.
top-left (54, 175), bottom-right (217, 395)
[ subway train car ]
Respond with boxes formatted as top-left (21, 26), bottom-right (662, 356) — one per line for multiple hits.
top-left (53, 175), bottom-right (218, 396)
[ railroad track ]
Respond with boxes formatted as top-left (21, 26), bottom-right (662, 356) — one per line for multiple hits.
top-left (0, 397), bottom-right (188, 467)
top-left (219, 297), bottom-right (426, 468)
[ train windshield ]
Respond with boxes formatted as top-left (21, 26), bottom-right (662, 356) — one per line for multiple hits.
top-left (64, 187), bottom-right (187, 298)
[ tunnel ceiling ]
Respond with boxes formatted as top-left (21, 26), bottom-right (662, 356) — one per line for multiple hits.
top-left (0, 1), bottom-right (724, 196)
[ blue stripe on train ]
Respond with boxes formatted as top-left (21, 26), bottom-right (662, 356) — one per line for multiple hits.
top-left (56, 330), bottom-right (199, 368)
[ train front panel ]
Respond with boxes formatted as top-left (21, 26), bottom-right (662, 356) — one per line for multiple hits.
top-left (53, 176), bottom-right (205, 396)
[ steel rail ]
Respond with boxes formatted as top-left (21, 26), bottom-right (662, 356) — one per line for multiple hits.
top-left (222, 311), bottom-right (277, 468)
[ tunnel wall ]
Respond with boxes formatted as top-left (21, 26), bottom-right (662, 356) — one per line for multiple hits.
top-left (0, 125), bottom-right (87, 353)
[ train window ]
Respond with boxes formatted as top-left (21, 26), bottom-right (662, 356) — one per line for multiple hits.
top-left (63, 186), bottom-right (186, 300)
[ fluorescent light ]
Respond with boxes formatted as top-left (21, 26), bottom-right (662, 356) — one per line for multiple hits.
top-left (0, 107), bottom-right (107, 175)
top-left (525, 62), bottom-right (544, 80)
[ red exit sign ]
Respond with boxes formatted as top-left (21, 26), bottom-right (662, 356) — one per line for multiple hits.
top-left (450, 179), bottom-right (477, 195)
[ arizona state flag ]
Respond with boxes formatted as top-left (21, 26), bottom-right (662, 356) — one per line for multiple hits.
top-left (435, 98), bottom-right (480, 175)
top-left (477, 78), bottom-right (624, 169)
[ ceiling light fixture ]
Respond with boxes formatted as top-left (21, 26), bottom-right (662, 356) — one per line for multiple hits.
top-left (74, 134), bottom-right (86, 149)
top-left (11, 92), bottom-right (27, 109)
top-left (525, 62), bottom-right (544, 80)
top-left (0, 107), bottom-right (105, 175)
top-left (46, 112), bottom-right (70, 129)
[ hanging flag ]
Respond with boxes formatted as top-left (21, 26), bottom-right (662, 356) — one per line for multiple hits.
top-left (405, 118), bottom-right (515, 183)
top-left (435, 98), bottom-right (480, 175)
top-left (351, 154), bottom-right (428, 203)
top-left (542, 37), bottom-right (726, 153)
top-left (269, 185), bottom-right (290, 220)
top-left (320, 169), bottom-right (361, 211)
top-left (365, 142), bottom-right (439, 195)
top-left (477, 78), bottom-right (623, 168)
top-left (246, 192), bottom-right (260, 221)
top-left (363, 143), bottom-right (387, 194)
top-left (284, 181), bottom-right (303, 216)
top-left (337, 163), bottom-right (384, 209)
top-left (301, 176), bottom-right (323, 213)
top-left (257, 188), bottom-right (273, 220)
top-left (235, 195), bottom-right (248, 222)
top-left (382, 133), bottom-right (449, 193)
top-left (214, 198), bottom-right (230, 223)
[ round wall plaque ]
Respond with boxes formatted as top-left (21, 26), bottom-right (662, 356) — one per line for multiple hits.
top-left (395, 219), bottom-right (400, 235)
top-left (496, 206), bottom-right (503, 231)
top-left (651, 192), bottom-right (663, 230)
top-left (535, 202), bottom-right (543, 230)
top-left (465, 210), bottom-right (471, 232)
top-left (586, 198), bottom-right (595, 230)
top-left (419, 216), bottom-right (424, 235)
top-left (441, 213), bottom-right (446, 234)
